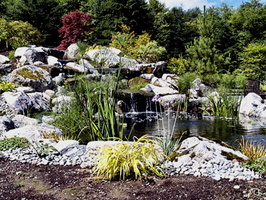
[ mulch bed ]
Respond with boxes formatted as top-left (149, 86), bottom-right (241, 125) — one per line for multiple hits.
top-left (0, 156), bottom-right (265, 200)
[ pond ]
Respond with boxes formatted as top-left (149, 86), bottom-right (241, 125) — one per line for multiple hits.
top-left (124, 111), bottom-right (266, 148)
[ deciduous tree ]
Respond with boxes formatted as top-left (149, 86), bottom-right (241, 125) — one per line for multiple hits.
top-left (56, 11), bottom-right (93, 50)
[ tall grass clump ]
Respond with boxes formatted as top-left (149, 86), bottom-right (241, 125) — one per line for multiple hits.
top-left (239, 137), bottom-right (266, 161)
top-left (203, 87), bottom-right (242, 119)
top-left (53, 74), bottom-right (124, 143)
top-left (93, 135), bottom-right (165, 180)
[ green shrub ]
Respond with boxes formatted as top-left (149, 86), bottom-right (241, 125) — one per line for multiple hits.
top-left (8, 51), bottom-right (15, 60)
top-left (0, 81), bottom-right (16, 92)
top-left (138, 41), bottom-right (166, 63)
top-left (177, 72), bottom-right (197, 95)
top-left (167, 57), bottom-right (190, 75)
top-left (93, 135), bottom-right (165, 180)
top-left (0, 137), bottom-right (29, 150)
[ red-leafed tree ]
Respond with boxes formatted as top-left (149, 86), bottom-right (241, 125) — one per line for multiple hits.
top-left (56, 11), bottom-right (93, 50)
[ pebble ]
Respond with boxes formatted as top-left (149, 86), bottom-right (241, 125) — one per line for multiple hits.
top-left (0, 146), bottom-right (262, 181)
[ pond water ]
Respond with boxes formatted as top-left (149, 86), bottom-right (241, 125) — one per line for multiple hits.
top-left (124, 112), bottom-right (266, 148)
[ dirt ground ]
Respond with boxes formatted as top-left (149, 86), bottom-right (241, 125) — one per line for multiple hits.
top-left (0, 157), bottom-right (265, 200)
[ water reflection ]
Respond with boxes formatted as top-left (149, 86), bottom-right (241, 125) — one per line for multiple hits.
top-left (125, 112), bottom-right (266, 147)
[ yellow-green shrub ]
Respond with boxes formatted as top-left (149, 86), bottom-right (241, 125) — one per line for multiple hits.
top-left (93, 135), bottom-right (165, 180)
top-left (0, 81), bottom-right (16, 92)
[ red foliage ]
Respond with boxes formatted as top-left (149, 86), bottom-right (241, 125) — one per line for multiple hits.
top-left (56, 11), bottom-right (93, 50)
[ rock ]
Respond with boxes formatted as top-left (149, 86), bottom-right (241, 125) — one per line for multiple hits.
top-left (0, 55), bottom-right (9, 64)
top-left (153, 61), bottom-right (167, 78)
top-left (79, 59), bottom-right (96, 73)
top-left (2, 91), bottom-right (50, 115)
top-left (159, 94), bottom-right (186, 108)
top-left (3, 125), bottom-right (44, 142)
top-left (189, 78), bottom-right (212, 98)
top-left (52, 73), bottom-right (65, 86)
top-left (12, 115), bottom-right (39, 127)
top-left (0, 116), bottom-right (15, 132)
top-left (239, 92), bottom-right (266, 118)
top-left (15, 47), bottom-right (29, 58)
top-left (63, 43), bottom-right (80, 60)
top-left (23, 47), bottom-right (47, 65)
top-left (65, 62), bottom-right (88, 73)
top-left (140, 73), bottom-right (154, 80)
top-left (53, 140), bottom-right (79, 153)
top-left (47, 55), bottom-right (62, 67)
top-left (8, 65), bottom-right (52, 92)
top-left (0, 64), bottom-right (13, 74)
top-left (145, 84), bottom-right (178, 96)
top-left (175, 137), bottom-right (248, 162)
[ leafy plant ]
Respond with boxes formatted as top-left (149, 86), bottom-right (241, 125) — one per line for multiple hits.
top-left (0, 137), bottom-right (29, 150)
top-left (243, 159), bottom-right (266, 176)
top-left (31, 141), bottom-right (58, 157)
top-left (239, 137), bottom-right (266, 161)
top-left (0, 81), bottom-right (16, 92)
top-left (93, 135), bottom-right (165, 180)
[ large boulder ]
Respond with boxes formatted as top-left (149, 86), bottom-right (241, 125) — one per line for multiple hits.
top-left (3, 124), bottom-right (62, 143)
top-left (63, 43), bottom-right (80, 60)
top-left (64, 62), bottom-right (89, 73)
top-left (0, 54), bottom-right (9, 64)
top-left (145, 84), bottom-right (178, 96)
top-left (2, 91), bottom-right (50, 115)
top-left (153, 61), bottom-right (167, 78)
top-left (8, 65), bottom-right (52, 91)
top-left (85, 47), bottom-right (138, 69)
top-left (239, 92), bottom-right (266, 118)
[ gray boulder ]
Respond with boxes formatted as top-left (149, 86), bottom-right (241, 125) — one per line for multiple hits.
top-left (173, 136), bottom-right (248, 163)
top-left (2, 91), bottom-right (50, 115)
top-left (3, 124), bottom-right (62, 143)
top-left (8, 65), bottom-right (52, 92)
top-left (63, 43), bottom-right (80, 60)
top-left (0, 55), bottom-right (9, 64)
top-left (0, 116), bottom-right (15, 133)
top-left (153, 61), bottom-right (167, 78)
top-left (239, 92), bottom-right (266, 118)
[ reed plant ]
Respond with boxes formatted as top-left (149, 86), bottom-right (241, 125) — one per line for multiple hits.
top-left (203, 87), bottom-right (242, 119)
top-left (53, 74), bottom-right (124, 143)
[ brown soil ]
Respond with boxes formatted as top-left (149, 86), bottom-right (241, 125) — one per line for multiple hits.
top-left (0, 157), bottom-right (265, 200)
